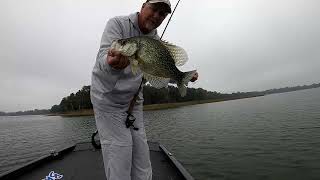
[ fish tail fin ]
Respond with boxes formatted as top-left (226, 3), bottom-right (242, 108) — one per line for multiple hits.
top-left (177, 70), bottom-right (197, 97)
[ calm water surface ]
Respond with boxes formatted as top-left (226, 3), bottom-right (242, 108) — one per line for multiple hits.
top-left (1, 88), bottom-right (320, 180)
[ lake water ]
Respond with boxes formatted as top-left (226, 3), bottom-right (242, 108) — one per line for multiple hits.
top-left (1, 88), bottom-right (320, 180)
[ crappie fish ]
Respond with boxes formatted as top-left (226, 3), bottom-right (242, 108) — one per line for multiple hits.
top-left (111, 36), bottom-right (196, 97)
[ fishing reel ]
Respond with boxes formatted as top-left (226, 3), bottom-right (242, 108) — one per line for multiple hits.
top-left (125, 112), bottom-right (139, 131)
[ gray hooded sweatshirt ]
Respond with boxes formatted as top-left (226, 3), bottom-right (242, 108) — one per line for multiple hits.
top-left (91, 12), bottom-right (160, 112)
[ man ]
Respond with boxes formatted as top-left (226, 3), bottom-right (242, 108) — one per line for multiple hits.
top-left (91, 0), bottom-right (198, 179)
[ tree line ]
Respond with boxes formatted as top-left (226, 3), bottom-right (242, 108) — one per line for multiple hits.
top-left (50, 85), bottom-right (92, 113)
top-left (262, 83), bottom-right (320, 94)
top-left (1, 82), bottom-right (319, 116)
top-left (0, 109), bottom-right (49, 116)
top-left (49, 84), bottom-right (262, 113)
top-left (49, 82), bottom-right (320, 113)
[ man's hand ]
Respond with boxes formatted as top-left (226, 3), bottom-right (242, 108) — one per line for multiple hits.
top-left (190, 72), bottom-right (198, 82)
top-left (106, 49), bottom-right (129, 70)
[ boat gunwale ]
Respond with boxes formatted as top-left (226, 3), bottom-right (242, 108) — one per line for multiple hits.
top-left (159, 144), bottom-right (194, 180)
top-left (0, 144), bottom-right (76, 180)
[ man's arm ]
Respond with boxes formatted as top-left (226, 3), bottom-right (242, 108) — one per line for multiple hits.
top-left (96, 18), bottom-right (129, 71)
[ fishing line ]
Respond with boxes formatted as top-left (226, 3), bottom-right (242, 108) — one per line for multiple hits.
top-left (160, 0), bottom-right (181, 40)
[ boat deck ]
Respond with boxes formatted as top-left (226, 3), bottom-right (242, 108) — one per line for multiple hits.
top-left (0, 142), bottom-right (194, 180)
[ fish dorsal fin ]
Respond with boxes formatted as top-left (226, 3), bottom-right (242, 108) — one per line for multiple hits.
top-left (161, 40), bottom-right (188, 66)
top-left (143, 72), bottom-right (170, 89)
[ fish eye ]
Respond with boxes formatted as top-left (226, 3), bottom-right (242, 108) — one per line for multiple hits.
top-left (120, 40), bottom-right (126, 45)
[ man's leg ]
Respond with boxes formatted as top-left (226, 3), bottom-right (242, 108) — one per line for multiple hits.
top-left (94, 110), bottom-right (133, 180)
top-left (130, 110), bottom-right (152, 180)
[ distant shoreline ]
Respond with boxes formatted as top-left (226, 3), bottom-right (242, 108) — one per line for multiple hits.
top-left (47, 94), bottom-right (263, 117)
top-left (2, 83), bottom-right (319, 117)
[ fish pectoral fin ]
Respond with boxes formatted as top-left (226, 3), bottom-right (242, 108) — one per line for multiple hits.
top-left (129, 58), bottom-right (140, 75)
top-left (143, 72), bottom-right (170, 88)
top-left (161, 40), bottom-right (188, 66)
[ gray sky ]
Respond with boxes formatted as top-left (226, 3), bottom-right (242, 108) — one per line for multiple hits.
top-left (1, 0), bottom-right (319, 112)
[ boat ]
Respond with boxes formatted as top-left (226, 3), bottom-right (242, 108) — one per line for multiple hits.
top-left (0, 131), bottom-right (194, 180)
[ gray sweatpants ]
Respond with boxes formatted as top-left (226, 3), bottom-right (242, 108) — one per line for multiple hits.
top-left (94, 110), bottom-right (152, 180)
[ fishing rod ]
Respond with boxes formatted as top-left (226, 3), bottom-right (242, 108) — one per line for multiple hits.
top-left (160, 0), bottom-right (181, 40)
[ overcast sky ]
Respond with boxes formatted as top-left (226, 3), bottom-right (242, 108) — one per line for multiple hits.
top-left (1, 0), bottom-right (319, 112)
